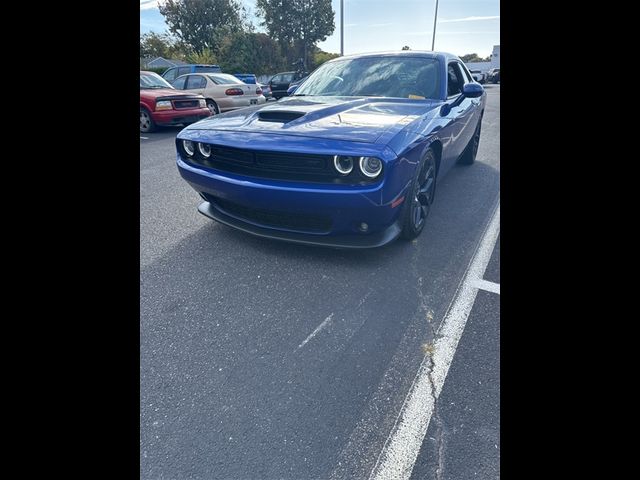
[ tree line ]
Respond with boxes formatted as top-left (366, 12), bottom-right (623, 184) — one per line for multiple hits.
top-left (140, 0), bottom-right (339, 75)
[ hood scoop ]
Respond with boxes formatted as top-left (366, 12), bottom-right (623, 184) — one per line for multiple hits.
top-left (257, 110), bottom-right (305, 123)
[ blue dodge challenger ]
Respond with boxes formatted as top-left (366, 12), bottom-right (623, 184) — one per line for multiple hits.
top-left (175, 51), bottom-right (486, 248)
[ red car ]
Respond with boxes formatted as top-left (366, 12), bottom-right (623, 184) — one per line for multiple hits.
top-left (140, 71), bottom-right (211, 133)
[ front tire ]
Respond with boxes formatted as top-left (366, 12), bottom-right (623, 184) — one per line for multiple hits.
top-left (400, 149), bottom-right (437, 240)
top-left (140, 107), bottom-right (155, 133)
top-left (206, 100), bottom-right (219, 115)
top-left (458, 116), bottom-right (482, 165)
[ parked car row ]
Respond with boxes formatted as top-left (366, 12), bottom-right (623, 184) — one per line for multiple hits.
top-left (141, 63), bottom-right (320, 132)
top-left (171, 72), bottom-right (266, 115)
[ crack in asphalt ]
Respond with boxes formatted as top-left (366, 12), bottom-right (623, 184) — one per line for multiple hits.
top-left (415, 275), bottom-right (446, 480)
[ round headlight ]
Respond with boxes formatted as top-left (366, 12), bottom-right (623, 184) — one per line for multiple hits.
top-left (182, 140), bottom-right (195, 156)
top-left (359, 157), bottom-right (382, 178)
top-left (197, 142), bottom-right (211, 158)
top-left (333, 155), bottom-right (354, 175)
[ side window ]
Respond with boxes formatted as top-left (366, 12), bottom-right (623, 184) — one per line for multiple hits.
top-left (186, 75), bottom-right (206, 89)
top-left (177, 67), bottom-right (191, 77)
top-left (459, 63), bottom-right (474, 84)
top-left (271, 75), bottom-right (282, 83)
top-left (172, 76), bottom-right (187, 89)
top-left (447, 63), bottom-right (465, 97)
top-left (163, 68), bottom-right (176, 82)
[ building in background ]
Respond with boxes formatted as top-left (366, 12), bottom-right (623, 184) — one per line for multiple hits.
top-left (490, 45), bottom-right (500, 69)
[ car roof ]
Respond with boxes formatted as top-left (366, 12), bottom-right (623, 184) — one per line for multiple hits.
top-left (328, 50), bottom-right (460, 63)
top-left (174, 72), bottom-right (239, 80)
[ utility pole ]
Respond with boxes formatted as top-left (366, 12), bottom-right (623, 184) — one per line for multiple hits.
top-left (340, 0), bottom-right (344, 56)
top-left (431, 0), bottom-right (439, 51)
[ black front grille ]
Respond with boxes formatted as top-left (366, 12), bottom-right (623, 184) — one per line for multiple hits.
top-left (174, 99), bottom-right (200, 109)
top-left (211, 196), bottom-right (332, 233)
top-left (255, 151), bottom-right (328, 173)
top-left (179, 142), bottom-right (380, 185)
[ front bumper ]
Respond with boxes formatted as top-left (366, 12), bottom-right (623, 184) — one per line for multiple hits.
top-left (197, 201), bottom-right (401, 248)
top-left (177, 157), bottom-right (409, 248)
top-left (152, 107), bottom-right (211, 126)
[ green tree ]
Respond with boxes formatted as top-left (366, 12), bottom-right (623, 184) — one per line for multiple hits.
top-left (460, 53), bottom-right (491, 63)
top-left (140, 32), bottom-right (175, 58)
top-left (159, 0), bottom-right (248, 54)
top-left (311, 48), bottom-right (340, 70)
top-left (218, 32), bottom-right (287, 75)
top-left (140, 32), bottom-right (193, 61)
top-left (255, 0), bottom-right (335, 67)
top-left (186, 48), bottom-right (218, 65)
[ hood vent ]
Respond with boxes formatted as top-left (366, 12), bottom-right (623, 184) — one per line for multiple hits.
top-left (257, 111), bottom-right (305, 123)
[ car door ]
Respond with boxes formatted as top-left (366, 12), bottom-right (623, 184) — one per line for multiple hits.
top-left (441, 62), bottom-right (476, 169)
top-left (184, 74), bottom-right (207, 96)
top-left (269, 74), bottom-right (282, 96)
top-left (456, 61), bottom-right (481, 143)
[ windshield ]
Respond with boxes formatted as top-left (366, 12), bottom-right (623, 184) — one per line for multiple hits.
top-left (140, 72), bottom-right (174, 89)
top-left (294, 56), bottom-right (441, 100)
top-left (207, 73), bottom-right (243, 85)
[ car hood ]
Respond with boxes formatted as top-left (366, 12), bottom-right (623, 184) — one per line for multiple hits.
top-left (140, 88), bottom-right (201, 99)
top-left (185, 96), bottom-right (442, 144)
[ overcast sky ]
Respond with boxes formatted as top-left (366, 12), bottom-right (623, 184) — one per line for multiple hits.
top-left (140, 0), bottom-right (500, 58)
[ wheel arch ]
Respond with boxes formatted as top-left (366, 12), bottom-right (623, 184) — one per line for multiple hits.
top-left (428, 139), bottom-right (443, 176)
top-left (205, 98), bottom-right (219, 113)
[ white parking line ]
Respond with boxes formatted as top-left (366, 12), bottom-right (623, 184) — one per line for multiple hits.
top-left (140, 136), bottom-right (149, 140)
top-left (369, 201), bottom-right (500, 480)
top-left (296, 313), bottom-right (334, 351)
top-left (473, 278), bottom-right (500, 295)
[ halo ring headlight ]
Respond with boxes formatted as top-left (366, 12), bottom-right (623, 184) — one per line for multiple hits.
top-left (182, 140), bottom-right (195, 156)
top-left (359, 156), bottom-right (382, 178)
top-left (197, 142), bottom-right (211, 158)
top-left (333, 155), bottom-right (354, 175)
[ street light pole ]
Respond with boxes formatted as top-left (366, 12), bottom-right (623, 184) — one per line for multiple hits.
top-left (340, 0), bottom-right (344, 56)
top-left (431, 0), bottom-right (439, 51)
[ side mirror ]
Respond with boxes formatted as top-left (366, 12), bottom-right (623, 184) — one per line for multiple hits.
top-left (440, 82), bottom-right (484, 115)
top-left (287, 85), bottom-right (299, 95)
top-left (462, 82), bottom-right (483, 98)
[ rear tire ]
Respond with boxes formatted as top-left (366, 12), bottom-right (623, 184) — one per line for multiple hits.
top-left (400, 149), bottom-right (437, 240)
top-left (140, 107), bottom-right (156, 133)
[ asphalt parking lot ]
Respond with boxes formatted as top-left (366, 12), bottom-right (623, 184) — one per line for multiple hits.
top-left (140, 85), bottom-right (500, 479)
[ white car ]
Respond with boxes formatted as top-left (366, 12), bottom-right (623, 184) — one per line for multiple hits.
top-left (172, 73), bottom-right (266, 115)
top-left (469, 70), bottom-right (486, 84)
